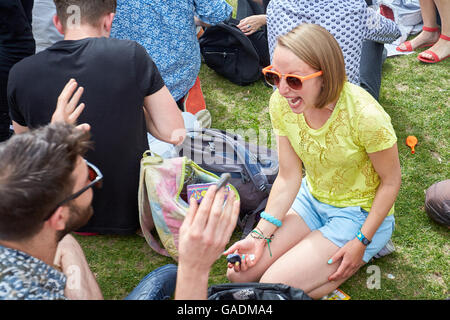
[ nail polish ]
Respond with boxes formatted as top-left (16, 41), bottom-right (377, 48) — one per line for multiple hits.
top-left (327, 259), bottom-right (333, 264)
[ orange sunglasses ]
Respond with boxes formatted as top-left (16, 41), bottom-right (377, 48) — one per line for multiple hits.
top-left (262, 65), bottom-right (323, 90)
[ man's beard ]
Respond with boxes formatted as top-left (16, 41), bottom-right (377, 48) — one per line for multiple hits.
top-left (56, 202), bottom-right (93, 241)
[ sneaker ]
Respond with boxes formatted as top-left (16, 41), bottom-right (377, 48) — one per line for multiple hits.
top-left (373, 239), bottom-right (395, 259)
top-left (195, 109), bottom-right (212, 129)
top-left (183, 76), bottom-right (207, 115)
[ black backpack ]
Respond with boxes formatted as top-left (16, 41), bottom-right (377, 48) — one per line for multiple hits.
top-left (174, 128), bottom-right (278, 237)
top-left (208, 282), bottom-right (313, 300)
top-left (199, 18), bottom-right (269, 86)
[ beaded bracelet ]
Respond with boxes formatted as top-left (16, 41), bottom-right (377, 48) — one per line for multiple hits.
top-left (260, 211), bottom-right (282, 227)
top-left (251, 228), bottom-right (274, 257)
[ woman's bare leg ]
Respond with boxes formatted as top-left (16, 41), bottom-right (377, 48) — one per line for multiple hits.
top-left (419, 0), bottom-right (450, 61)
top-left (397, 0), bottom-right (440, 51)
top-left (227, 209), bottom-right (312, 283)
top-left (260, 230), bottom-right (364, 299)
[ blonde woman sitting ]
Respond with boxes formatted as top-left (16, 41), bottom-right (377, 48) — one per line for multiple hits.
top-left (225, 24), bottom-right (401, 299)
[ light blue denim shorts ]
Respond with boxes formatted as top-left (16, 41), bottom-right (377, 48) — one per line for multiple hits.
top-left (291, 179), bottom-right (395, 263)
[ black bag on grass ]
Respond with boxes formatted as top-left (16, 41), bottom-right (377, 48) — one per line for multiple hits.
top-left (199, 18), bottom-right (267, 86)
top-left (208, 282), bottom-right (312, 300)
top-left (174, 128), bottom-right (278, 236)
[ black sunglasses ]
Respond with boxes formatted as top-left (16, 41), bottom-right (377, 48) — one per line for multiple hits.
top-left (43, 160), bottom-right (103, 221)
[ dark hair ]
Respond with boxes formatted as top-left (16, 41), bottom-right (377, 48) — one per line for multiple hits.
top-left (53, 0), bottom-right (117, 29)
top-left (0, 123), bottom-right (91, 241)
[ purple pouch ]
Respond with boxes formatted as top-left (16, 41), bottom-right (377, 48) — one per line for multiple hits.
top-left (187, 182), bottom-right (230, 203)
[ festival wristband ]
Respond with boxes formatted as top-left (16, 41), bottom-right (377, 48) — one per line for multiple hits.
top-left (260, 211), bottom-right (282, 227)
top-left (356, 230), bottom-right (371, 246)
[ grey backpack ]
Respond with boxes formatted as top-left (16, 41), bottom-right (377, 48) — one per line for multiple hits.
top-left (174, 128), bottom-right (278, 236)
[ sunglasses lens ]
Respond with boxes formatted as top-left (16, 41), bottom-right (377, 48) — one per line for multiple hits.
top-left (286, 76), bottom-right (302, 90)
top-left (264, 72), bottom-right (280, 87)
top-left (87, 163), bottom-right (102, 188)
top-left (88, 166), bottom-right (97, 182)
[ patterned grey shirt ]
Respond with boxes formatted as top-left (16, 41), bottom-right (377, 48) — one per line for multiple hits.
top-left (0, 245), bottom-right (66, 300)
top-left (267, 0), bottom-right (401, 84)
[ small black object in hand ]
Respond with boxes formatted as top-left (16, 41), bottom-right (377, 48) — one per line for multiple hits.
top-left (226, 253), bottom-right (241, 264)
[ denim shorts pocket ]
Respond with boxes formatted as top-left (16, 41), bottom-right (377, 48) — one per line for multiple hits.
top-left (355, 207), bottom-right (369, 224)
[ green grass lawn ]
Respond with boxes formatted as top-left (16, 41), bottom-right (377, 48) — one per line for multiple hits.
top-left (76, 50), bottom-right (449, 300)
top-left (76, 3), bottom-right (449, 300)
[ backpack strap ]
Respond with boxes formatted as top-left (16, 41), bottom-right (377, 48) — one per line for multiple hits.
top-left (235, 142), bottom-right (270, 194)
top-left (217, 128), bottom-right (270, 194)
top-left (187, 128), bottom-right (270, 194)
top-left (239, 197), bottom-right (267, 238)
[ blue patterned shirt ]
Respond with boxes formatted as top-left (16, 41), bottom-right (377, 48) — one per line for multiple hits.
top-left (0, 245), bottom-right (66, 300)
top-left (267, 0), bottom-right (401, 85)
top-left (111, 0), bottom-right (232, 101)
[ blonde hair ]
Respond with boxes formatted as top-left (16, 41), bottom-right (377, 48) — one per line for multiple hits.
top-left (277, 24), bottom-right (347, 109)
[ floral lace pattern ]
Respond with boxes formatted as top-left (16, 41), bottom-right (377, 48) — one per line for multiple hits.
top-left (269, 82), bottom-right (397, 213)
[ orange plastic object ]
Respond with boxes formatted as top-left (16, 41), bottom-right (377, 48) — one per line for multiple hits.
top-left (406, 136), bottom-right (418, 154)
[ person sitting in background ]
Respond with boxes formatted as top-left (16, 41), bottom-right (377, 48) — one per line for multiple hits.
top-left (266, 0), bottom-right (401, 101)
top-left (0, 0), bottom-right (35, 142)
top-left (110, 0), bottom-right (232, 115)
top-left (236, 0), bottom-right (271, 68)
top-left (32, 0), bottom-right (64, 53)
top-left (7, 0), bottom-right (185, 236)
top-left (0, 81), bottom-right (240, 300)
top-left (236, 0), bottom-right (269, 36)
top-left (425, 180), bottom-right (450, 228)
top-left (396, 0), bottom-right (449, 63)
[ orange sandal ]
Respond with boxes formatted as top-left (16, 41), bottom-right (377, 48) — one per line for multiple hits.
top-left (417, 34), bottom-right (450, 64)
top-left (396, 26), bottom-right (440, 52)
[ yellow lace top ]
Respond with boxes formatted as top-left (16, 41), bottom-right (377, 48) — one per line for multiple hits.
top-left (269, 82), bottom-right (397, 215)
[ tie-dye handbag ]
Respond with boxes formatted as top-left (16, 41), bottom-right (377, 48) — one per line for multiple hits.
top-left (138, 151), bottom-right (239, 261)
